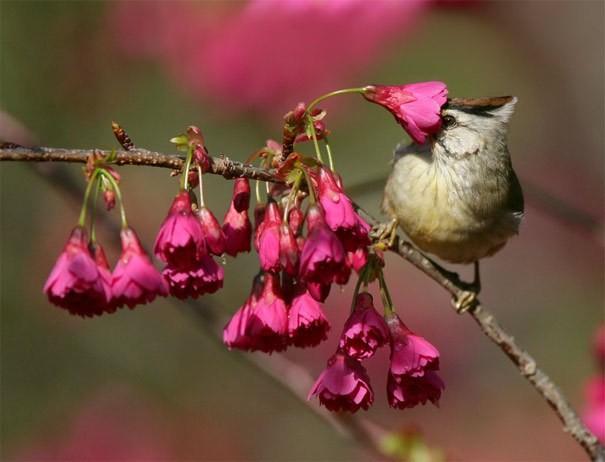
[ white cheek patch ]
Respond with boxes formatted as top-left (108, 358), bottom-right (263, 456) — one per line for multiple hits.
top-left (443, 127), bottom-right (482, 156)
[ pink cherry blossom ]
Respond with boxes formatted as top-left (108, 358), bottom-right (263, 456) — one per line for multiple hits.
top-left (299, 205), bottom-right (345, 283)
top-left (387, 313), bottom-right (440, 377)
top-left (112, 228), bottom-right (168, 308)
top-left (288, 289), bottom-right (330, 348)
top-left (44, 226), bottom-right (111, 317)
top-left (91, 243), bottom-right (116, 314)
top-left (363, 81), bottom-right (448, 144)
top-left (223, 273), bottom-right (288, 353)
top-left (306, 280), bottom-right (332, 303)
top-left (223, 179), bottom-right (252, 256)
top-left (197, 206), bottom-right (226, 256)
top-left (154, 190), bottom-right (205, 267)
top-left (279, 224), bottom-right (299, 276)
top-left (162, 254), bottom-right (224, 299)
top-left (308, 353), bottom-right (373, 412)
top-left (387, 370), bottom-right (444, 409)
top-left (338, 292), bottom-right (389, 360)
top-left (255, 201), bottom-right (282, 272)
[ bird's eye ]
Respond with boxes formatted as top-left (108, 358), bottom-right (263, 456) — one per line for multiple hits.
top-left (442, 115), bottom-right (457, 129)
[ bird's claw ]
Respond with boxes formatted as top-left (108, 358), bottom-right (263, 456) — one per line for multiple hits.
top-left (370, 219), bottom-right (398, 251)
top-left (452, 290), bottom-right (478, 314)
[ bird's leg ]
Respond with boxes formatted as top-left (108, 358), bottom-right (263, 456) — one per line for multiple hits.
top-left (453, 261), bottom-right (481, 314)
top-left (370, 218), bottom-right (399, 250)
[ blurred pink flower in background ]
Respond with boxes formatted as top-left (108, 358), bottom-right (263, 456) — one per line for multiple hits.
top-left (110, 0), bottom-right (430, 116)
top-left (582, 376), bottom-right (605, 442)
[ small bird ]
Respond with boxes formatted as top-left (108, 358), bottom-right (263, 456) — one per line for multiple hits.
top-left (381, 96), bottom-right (524, 310)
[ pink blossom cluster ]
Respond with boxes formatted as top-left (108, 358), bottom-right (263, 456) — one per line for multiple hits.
top-left (223, 163), bottom-right (370, 353)
top-left (44, 226), bottom-right (167, 317)
top-left (309, 292), bottom-right (444, 412)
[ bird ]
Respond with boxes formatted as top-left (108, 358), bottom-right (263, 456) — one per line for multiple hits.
top-left (380, 96), bottom-right (524, 311)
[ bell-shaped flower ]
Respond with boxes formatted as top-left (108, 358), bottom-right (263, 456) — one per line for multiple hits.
top-left (112, 228), bottom-right (168, 308)
top-left (254, 201), bottom-right (282, 272)
top-left (308, 353), bottom-right (374, 412)
top-left (154, 190), bottom-right (205, 267)
top-left (288, 289), bottom-right (330, 348)
top-left (338, 292), bottom-right (389, 360)
top-left (299, 205), bottom-right (345, 283)
top-left (363, 81), bottom-right (448, 144)
top-left (163, 254), bottom-right (224, 299)
top-left (387, 370), bottom-right (444, 409)
top-left (197, 206), bottom-right (226, 256)
top-left (223, 273), bottom-right (288, 353)
top-left (43, 226), bottom-right (111, 317)
top-left (222, 179), bottom-right (252, 256)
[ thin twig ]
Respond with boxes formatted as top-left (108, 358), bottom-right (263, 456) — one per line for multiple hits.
top-left (3, 145), bottom-right (604, 461)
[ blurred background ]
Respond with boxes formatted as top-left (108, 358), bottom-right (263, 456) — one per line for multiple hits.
top-left (1, 1), bottom-right (603, 461)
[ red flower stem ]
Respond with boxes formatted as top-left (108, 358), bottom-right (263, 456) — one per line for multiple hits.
top-left (77, 169), bottom-right (101, 227)
top-left (99, 169), bottom-right (128, 229)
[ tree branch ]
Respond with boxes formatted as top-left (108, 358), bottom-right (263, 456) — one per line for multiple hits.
top-left (2, 145), bottom-right (603, 461)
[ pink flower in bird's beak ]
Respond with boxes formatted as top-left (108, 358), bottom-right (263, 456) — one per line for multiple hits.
top-left (112, 228), bottom-right (168, 308)
top-left (338, 292), bottom-right (389, 360)
top-left (363, 81), bottom-right (448, 144)
top-left (44, 226), bottom-right (112, 317)
top-left (308, 353), bottom-right (374, 412)
top-left (154, 190), bottom-right (205, 267)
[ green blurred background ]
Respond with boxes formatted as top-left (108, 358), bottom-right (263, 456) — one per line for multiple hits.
top-left (1, 1), bottom-right (603, 461)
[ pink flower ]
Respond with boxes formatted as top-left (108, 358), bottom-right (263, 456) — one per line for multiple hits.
top-left (338, 292), bottom-right (389, 360)
top-left (363, 81), bottom-right (448, 144)
top-left (317, 167), bottom-right (358, 232)
top-left (154, 190), bottom-right (205, 267)
top-left (91, 243), bottom-right (116, 314)
top-left (112, 228), bottom-right (168, 308)
top-left (582, 376), bottom-right (605, 442)
top-left (43, 226), bottom-right (111, 317)
top-left (288, 289), bottom-right (330, 348)
top-left (197, 206), bottom-right (226, 256)
top-left (308, 353), bottom-right (373, 412)
top-left (255, 201), bottom-right (282, 272)
top-left (162, 254), bottom-right (224, 299)
top-left (347, 247), bottom-right (368, 273)
top-left (223, 273), bottom-right (288, 353)
top-left (288, 206), bottom-right (304, 236)
top-left (387, 313), bottom-right (440, 377)
top-left (387, 370), bottom-right (444, 409)
top-left (279, 224), bottom-right (299, 276)
top-left (299, 205), bottom-right (345, 283)
top-left (223, 179), bottom-right (252, 257)
top-left (306, 280), bottom-right (332, 303)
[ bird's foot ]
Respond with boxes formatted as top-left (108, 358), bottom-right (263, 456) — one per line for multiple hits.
top-left (370, 218), bottom-right (399, 251)
top-left (452, 290), bottom-right (478, 314)
top-left (451, 261), bottom-right (481, 314)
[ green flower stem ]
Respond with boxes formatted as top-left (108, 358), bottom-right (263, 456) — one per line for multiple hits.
top-left (378, 270), bottom-right (395, 316)
top-left (90, 180), bottom-right (102, 244)
top-left (307, 114), bottom-right (324, 163)
top-left (255, 179), bottom-right (262, 204)
top-left (301, 167), bottom-right (317, 205)
top-left (197, 165), bottom-right (205, 208)
top-left (181, 145), bottom-right (194, 191)
top-left (323, 136), bottom-right (335, 171)
top-left (77, 169), bottom-right (101, 227)
top-left (306, 87), bottom-right (369, 113)
top-left (350, 265), bottom-right (368, 313)
top-left (99, 169), bottom-right (128, 229)
top-left (283, 170), bottom-right (303, 223)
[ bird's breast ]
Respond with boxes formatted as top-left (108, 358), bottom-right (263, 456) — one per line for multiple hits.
top-left (383, 154), bottom-right (519, 263)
